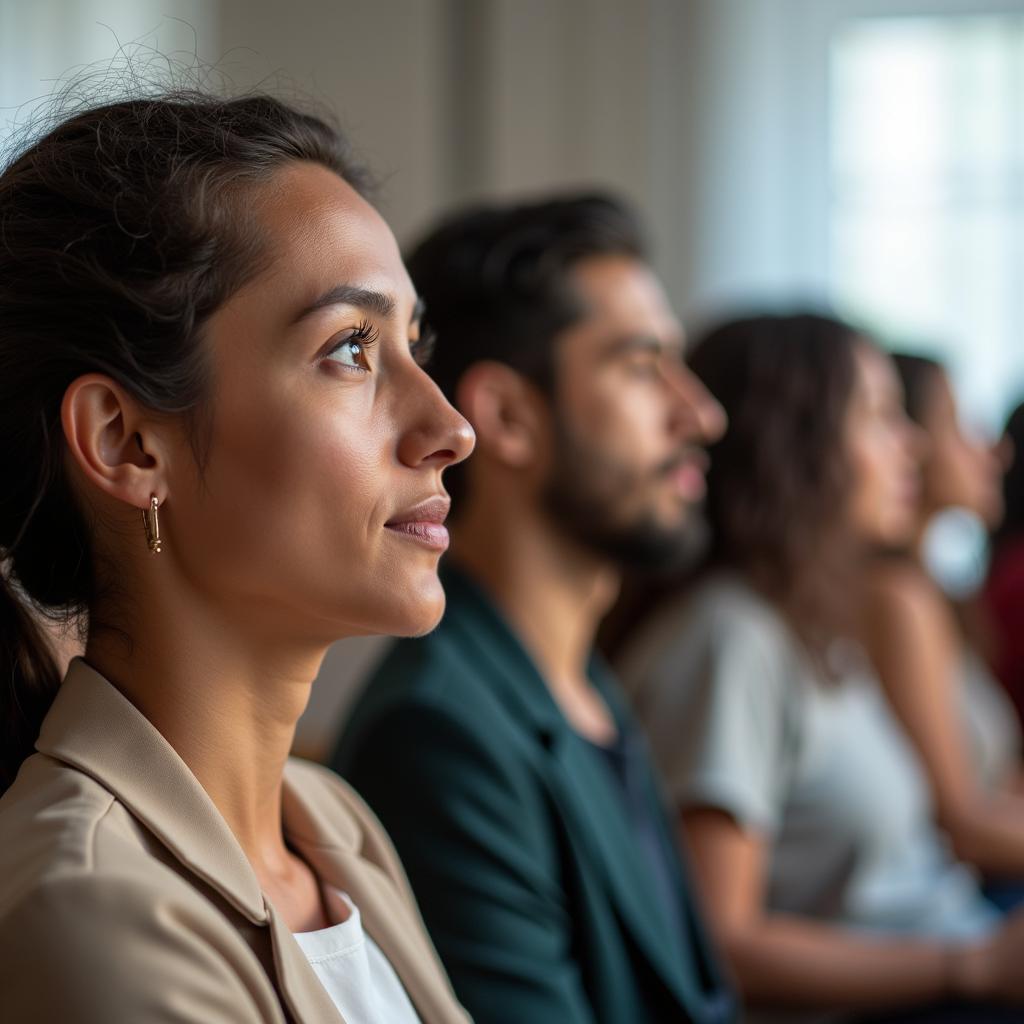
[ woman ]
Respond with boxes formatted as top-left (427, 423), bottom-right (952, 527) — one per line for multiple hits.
top-left (0, 91), bottom-right (474, 1022)
top-left (864, 354), bottom-right (1024, 900)
top-left (620, 314), bottom-right (1024, 1022)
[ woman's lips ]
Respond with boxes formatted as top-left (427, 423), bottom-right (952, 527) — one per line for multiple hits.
top-left (384, 520), bottom-right (450, 550)
top-left (385, 496), bottom-right (451, 551)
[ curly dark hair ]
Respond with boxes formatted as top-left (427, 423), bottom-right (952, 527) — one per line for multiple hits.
top-left (689, 312), bottom-right (869, 667)
top-left (0, 90), bottom-right (369, 791)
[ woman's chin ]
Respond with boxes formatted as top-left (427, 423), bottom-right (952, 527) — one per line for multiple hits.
top-left (388, 579), bottom-right (447, 637)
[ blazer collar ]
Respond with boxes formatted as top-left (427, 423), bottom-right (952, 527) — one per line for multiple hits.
top-left (439, 562), bottom-right (618, 739)
top-left (36, 657), bottom-right (269, 924)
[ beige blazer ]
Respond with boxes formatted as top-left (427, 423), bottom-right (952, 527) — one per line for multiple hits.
top-left (0, 658), bottom-right (471, 1023)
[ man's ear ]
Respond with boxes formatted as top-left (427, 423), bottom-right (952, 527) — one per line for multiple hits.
top-left (60, 374), bottom-right (171, 509)
top-left (455, 361), bottom-right (550, 470)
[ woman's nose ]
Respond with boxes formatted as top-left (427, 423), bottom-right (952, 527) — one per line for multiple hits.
top-left (397, 373), bottom-right (476, 470)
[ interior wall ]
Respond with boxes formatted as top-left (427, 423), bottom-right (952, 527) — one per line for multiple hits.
top-left (217, 0), bottom-right (455, 247)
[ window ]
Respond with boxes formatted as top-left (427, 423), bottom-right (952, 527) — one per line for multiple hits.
top-left (830, 13), bottom-right (1024, 433)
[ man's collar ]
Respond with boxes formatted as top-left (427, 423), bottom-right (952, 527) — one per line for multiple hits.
top-left (438, 559), bottom-right (626, 735)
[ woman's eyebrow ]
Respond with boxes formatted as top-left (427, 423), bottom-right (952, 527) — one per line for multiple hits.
top-left (291, 284), bottom-right (396, 325)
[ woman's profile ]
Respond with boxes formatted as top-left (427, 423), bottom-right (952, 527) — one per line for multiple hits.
top-left (0, 86), bottom-right (474, 1022)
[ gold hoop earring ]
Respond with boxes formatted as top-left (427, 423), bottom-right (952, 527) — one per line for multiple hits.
top-left (142, 496), bottom-right (162, 554)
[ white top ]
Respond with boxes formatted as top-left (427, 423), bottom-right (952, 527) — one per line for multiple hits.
top-left (293, 887), bottom-right (421, 1024)
top-left (621, 574), bottom-right (998, 942)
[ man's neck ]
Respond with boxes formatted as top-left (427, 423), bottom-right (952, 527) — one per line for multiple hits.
top-left (449, 498), bottom-right (621, 743)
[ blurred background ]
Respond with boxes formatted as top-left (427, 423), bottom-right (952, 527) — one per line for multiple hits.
top-left (4, 0), bottom-right (1024, 756)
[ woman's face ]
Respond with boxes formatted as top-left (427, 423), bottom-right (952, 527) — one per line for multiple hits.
top-left (916, 370), bottom-right (1004, 528)
top-left (163, 162), bottom-right (474, 643)
top-left (845, 343), bottom-right (922, 547)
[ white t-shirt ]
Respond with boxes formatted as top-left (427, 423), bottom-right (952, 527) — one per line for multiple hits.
top-left (293, 887), bottom-right (421, 1024)
top-left (622, 573), bottom-right (998, 941)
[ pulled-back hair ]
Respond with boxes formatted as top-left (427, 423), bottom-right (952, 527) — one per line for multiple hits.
top-left (406, 193), bottom-right (646, 502)
top-left (689, 312), bottom-right (867, 668)
top-left (0, 91), bottom-right (369, 791)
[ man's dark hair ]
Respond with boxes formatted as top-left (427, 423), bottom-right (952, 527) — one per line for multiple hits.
top-left (406, 192), bottom-right (647, 502)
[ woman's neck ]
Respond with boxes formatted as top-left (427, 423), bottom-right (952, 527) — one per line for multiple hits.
top-left (84, 587), bottom-right (327, 876)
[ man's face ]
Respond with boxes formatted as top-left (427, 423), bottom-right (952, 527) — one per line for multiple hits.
top-left (542, 255), bottom-right (725, 568)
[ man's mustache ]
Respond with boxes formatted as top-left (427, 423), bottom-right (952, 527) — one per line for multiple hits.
top-left (656, 447), bottom-right (709, 478)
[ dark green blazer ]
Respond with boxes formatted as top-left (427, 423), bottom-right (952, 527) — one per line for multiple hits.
top-left (331, 565), bottom-right (734, 1024)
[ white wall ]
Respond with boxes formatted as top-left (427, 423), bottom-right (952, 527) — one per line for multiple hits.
top-left (0, 1), bottom-right (220, 155)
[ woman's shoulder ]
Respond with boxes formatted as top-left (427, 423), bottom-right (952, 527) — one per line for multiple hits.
top-left (627, 572), bottom-right (794, 666)
top-left (0, 752), bottom-right (153, 899)
top-left (619, 571), bottom-right (802, 705)
top-left (0, 755), bottom-right (275, 1021)
top-left (864, 558), bottom-right (956, 647)
top-left (0, 752), bottom-right (241, 917)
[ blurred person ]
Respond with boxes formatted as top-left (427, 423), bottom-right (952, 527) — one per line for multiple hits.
top-left (620, 314), bottom-right (1024, 1023)
top-left (331, 195), bottom-right (736, 1024)
top-left (0, 90), bottom-right (476, 1023)
top-left (984, 400), bottom-right (1024, 731)
top-left (864, 355), bottom-right (1024, 906)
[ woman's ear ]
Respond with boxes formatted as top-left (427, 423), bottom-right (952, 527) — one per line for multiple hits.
top-left (60, 374), bottom-right (170, 509)
top-left (455, 361), bottom-right (549, 470)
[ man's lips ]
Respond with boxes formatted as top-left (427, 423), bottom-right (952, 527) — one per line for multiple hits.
top-left (384, 496), bottom-right (451, 550)
top-left (662, 450), bottom-right (709, 499)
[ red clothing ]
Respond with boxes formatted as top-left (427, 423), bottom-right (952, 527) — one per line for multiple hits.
top-left (984, 533), bottom-right (1024, 732)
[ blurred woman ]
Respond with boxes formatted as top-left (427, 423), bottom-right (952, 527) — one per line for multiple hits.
top-left (984, 401), bottom-right (1024, 730)
top-left (0, 91), bottom-right (474, 1022)
top-left (621, 314), bottom-right (1024, 1023)
top-left (864, 355), bottom-right (1024, 902)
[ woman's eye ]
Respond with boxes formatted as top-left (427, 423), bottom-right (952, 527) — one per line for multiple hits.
top-left (329, 338), bottom-right (364, 368)
top-left (325, 325), bottom-right (377, 371)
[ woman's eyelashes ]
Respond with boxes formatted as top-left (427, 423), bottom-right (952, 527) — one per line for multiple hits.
top-left (324, 320), bottom-right (379, 372)
top-left (321, 321), bottom-right (436, 375)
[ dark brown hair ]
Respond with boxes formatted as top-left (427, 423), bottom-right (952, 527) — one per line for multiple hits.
top-left (0, 91), bottom-right (369, 791)
top-left (406, 193), bottom-right (646, 504)
top-left (689, 312), bottom-right (868, 668)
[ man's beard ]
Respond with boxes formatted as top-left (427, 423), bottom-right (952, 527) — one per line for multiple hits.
top-left (541, 415), bottom-right (702, 573)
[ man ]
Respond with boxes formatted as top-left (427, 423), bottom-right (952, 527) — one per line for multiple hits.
top-left (331, 195), bottom-right (734, 1023)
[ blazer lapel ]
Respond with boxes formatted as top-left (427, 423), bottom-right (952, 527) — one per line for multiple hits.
top-left (441, 567), bottom-right (698, 1012)
top-left (267, 906), bottom-right (347, 1023)
top-left (282, 767), bottom-right (469, 1024)
top-left (545, 730), bottom-right (699, 1010)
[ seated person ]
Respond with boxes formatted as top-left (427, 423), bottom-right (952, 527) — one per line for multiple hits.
top-left (332, 195), bottom-right (736, 1024)
top-left (620, 314), bottom-right (1024, 1023)
top-left (0, 90), bottom-right (473, 1023)
top-left (865, 353), bottom-right (1024, 904)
